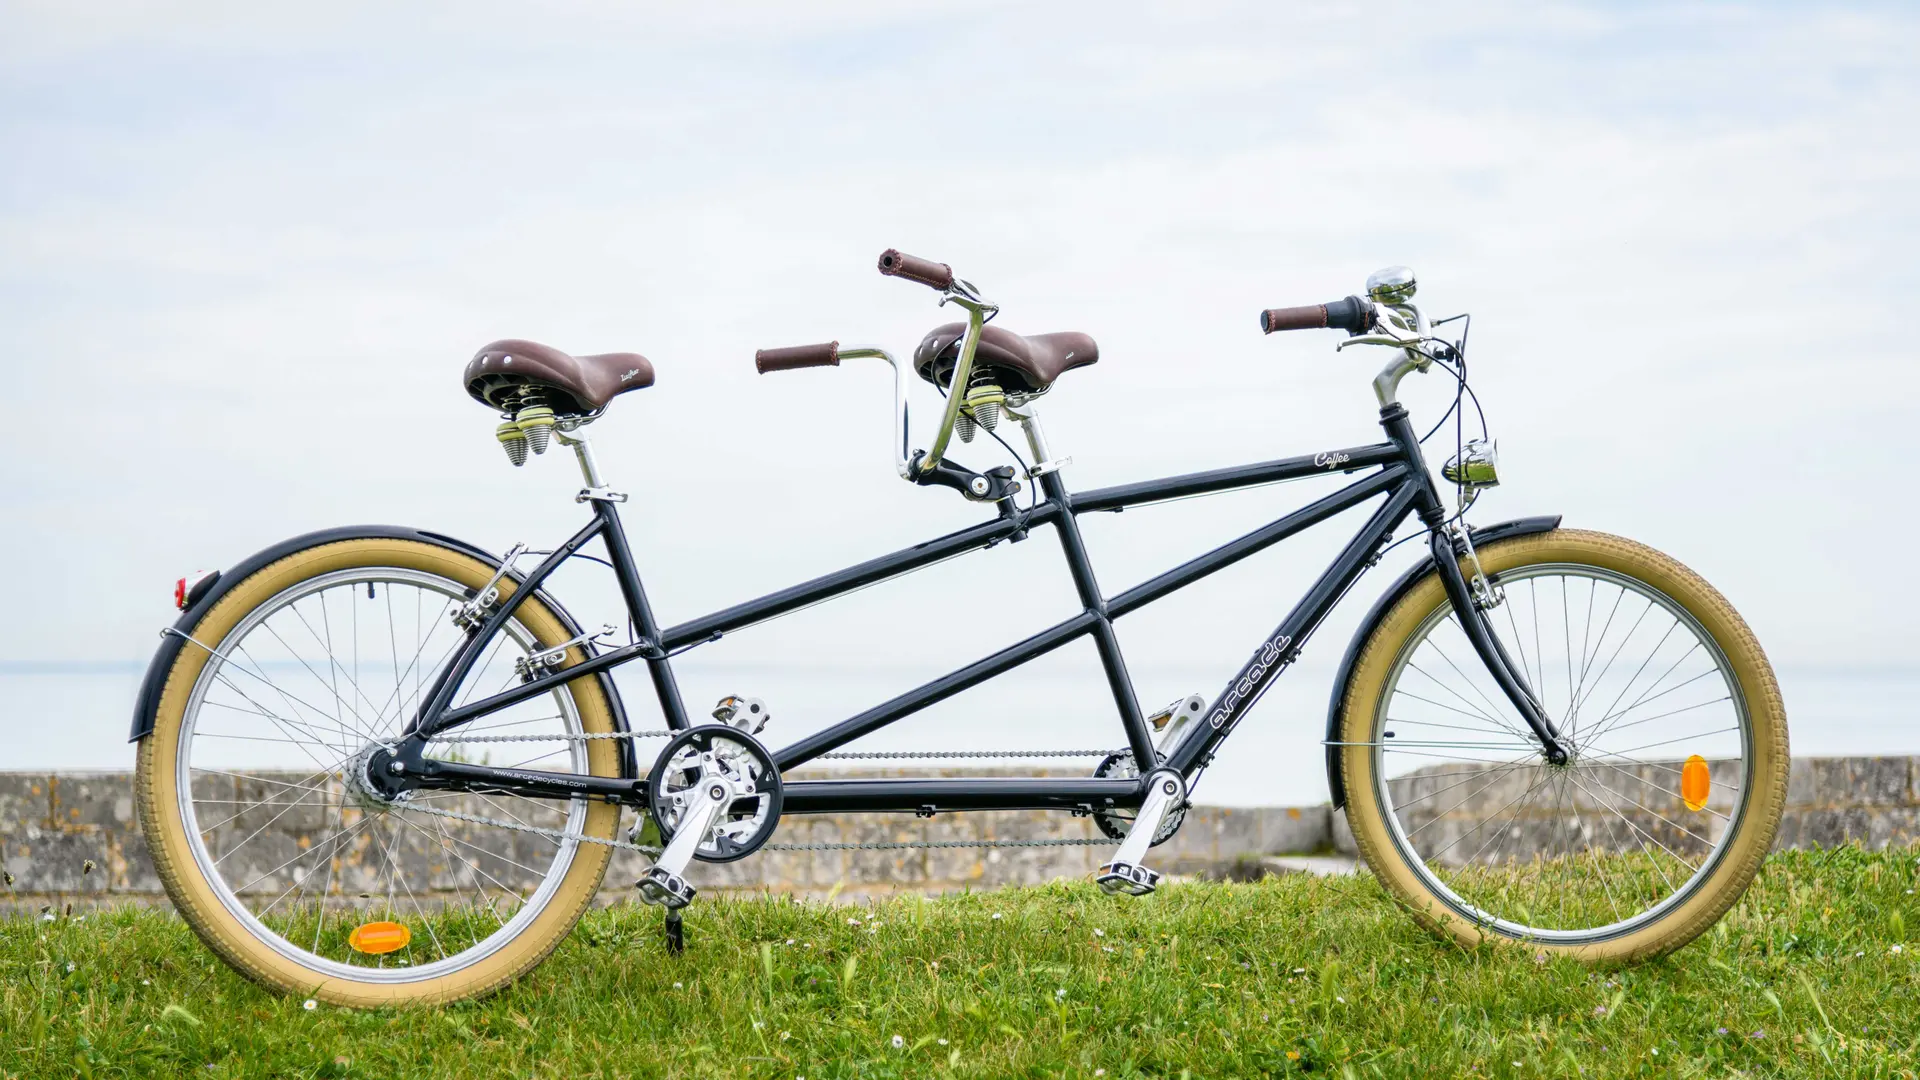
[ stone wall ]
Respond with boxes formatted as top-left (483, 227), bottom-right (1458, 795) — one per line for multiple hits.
top-left (0, 768), bottom-right (1329, 911)
top-left (5, 757), bottom-right (1916, 912)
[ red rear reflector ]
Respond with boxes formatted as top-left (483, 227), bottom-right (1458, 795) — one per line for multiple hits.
top-left (174, 577), bottom-right (189, 610)
top-left (348, 921), bottom-right (411, 955)
top-left (1681, 754), bottom-right (1711, 811)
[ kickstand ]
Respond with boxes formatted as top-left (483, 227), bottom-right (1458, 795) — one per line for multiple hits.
top-left (664, 910), bottom-right (685, 955)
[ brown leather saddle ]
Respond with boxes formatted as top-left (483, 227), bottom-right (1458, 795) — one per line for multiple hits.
top-left (464, 339), bottom-right (655, 414)
top-left (913, 323), bottom-right (1098, 393)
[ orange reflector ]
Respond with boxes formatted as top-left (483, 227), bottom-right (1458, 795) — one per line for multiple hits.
top-left (348, 921), bottom-right (411, 955)
top-left (1681, 754), bottom-right (1711, 811)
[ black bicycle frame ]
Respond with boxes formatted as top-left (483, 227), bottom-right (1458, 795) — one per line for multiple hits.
top-left (391, 403), bottom-right (1564, 816)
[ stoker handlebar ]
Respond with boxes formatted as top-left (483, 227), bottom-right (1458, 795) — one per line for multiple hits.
top-left (755, 341), bottom-right (841, 373)
top-left (876, 249), bottom-right (955, 291)
top-left (1260, 296), bottom-right (1373, 335)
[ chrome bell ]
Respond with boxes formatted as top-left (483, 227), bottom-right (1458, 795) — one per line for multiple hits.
top-left (1366, 266), bottom-right (1417, 305)
top-left (1442, 438), bottom-right (1500, 491)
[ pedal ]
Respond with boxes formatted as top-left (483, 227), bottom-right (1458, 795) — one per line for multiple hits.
top-left (1147, 693), bottom-right (1207, 754)
top-left (1096, 860), bottom-right (1162, 896)
top-left (1095, 769), bottom-right (1185, 897)
top-left (637, 866), bottom-right (698, 909)
top-left (711, 695), bottom-right (770, 735)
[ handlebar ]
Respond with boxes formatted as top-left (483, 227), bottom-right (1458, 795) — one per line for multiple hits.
top-left (877, 249), bottom-right (955, 291)
top-left (1259, 296), bottom-right (1372, 335)
top-left (755, 341), bottom-right (840, 373)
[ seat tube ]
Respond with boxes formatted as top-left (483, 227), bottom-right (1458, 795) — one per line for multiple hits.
top-left (594, 500), bottom-right (694, 731)
top-left (1037, 466), bottom-right (1157, 770)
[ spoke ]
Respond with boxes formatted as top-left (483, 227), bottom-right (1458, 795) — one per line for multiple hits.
top-left (1382, 748), bottom-right (1552, 766)
top-left (195, 699), bottom-right (358, 754)
top-left (1570, 770), bottom-right (1721, 847)
top-left (1501, 597), bottom-right (1539, 706)
top-left (1567, 777), bottom-right (1624, 923)
top-left (191, 766), bottom-right (337, 796)
top-left (1563, 770), bottom-right (1693, 891)
top-left (352, 592), bottom-right (463, 733)
top-left (311, 795), bottom-right (349, 954)
top-left (1568, 578), bottom-right (1621, 738)
top-left (391, 809), bottom-right (548, 902)
top-left (1580, 693), bottom-right (1730, 745)
top-left (1428, 765), bottom-right (1559, 862)
top-left (227, 815), bottom-right (366, 898)
top-left (208, 669), bottom-right (349, 776)
top-left (212, 759), bottom-right (351, 868)
top-left (1583, 664), bottom-right (1716, 745)
top-left (1561, 577), bottom-right (1574, 727)
top-left (1405, 760), bottom-right (1543, 841)
top-left (194, 790), bottom-right (333, 837)
top-left (1337, 739), bottom-right (1538, 749)
top-left (258, 623), bottom-right (387, 743)
top-left (1571, 746), bottom-right (1745, 795)
top-left (1425, 633), bottom-right (1531, 740)
top-left (1571, 596), bottom-right (1657, 718)
top-left (1529, 579), bottom-right (1546, 718)
top-left (1590, 727), bottom-right (1742, 760)
top-left (214, 644), bottom-right (368, 746)
top-left (374, 816), bottom-right (447, 962)
top-left (1585, 759), bottom-right (1733, 824)
top-left (1390, 687), bottom-right (1517, 730)
top-left (1586, 620), bottom-right (1682, 740)
top-left (1388, 754), bottom-right (1538, 811)
top-left (1387, 715), bottom-right (1543, 737)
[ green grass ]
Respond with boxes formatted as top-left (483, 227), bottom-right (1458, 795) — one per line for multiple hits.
top-left (3, 846), bottom-right (1917, 1079)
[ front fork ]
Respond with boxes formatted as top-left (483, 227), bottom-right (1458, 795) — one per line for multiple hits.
top-left (1426, 526), bottom-right (1568, 764)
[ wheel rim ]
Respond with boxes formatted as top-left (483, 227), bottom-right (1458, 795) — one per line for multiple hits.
top-left (1369, 563), bottom-right (1752, 943)
top-left (174, 566), bottom-right (596, 982)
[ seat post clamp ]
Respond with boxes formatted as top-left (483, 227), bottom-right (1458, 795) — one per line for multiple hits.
top-left (577, 487), bottom-right (629, 504)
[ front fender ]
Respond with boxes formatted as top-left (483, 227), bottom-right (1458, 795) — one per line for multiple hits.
top-left (128, 525), bottom-right (638, 780)
top-left (1323, 515), bottom-right (1561, 809)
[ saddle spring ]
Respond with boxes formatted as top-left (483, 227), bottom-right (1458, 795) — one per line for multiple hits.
top-left (954, 365), bottom-right (1006, 444)
top-left (495, 388), bottom-right (559, 466)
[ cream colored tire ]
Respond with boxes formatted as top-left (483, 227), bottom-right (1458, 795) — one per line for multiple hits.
top-left (135, 537), bottom-right (621, 1006)
top-left (1338, 529), bottom-right (1789, 961)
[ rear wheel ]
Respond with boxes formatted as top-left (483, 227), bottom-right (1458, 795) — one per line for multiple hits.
top-left (1338, 529), bottom-right (1788, 960)
top-left (135, 537), bottom-right (621, 1006)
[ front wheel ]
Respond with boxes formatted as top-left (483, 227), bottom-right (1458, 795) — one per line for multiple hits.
top-left (1338, 528), bottom-right (1788, 961)
top-left (134, 536), bottom-right (623, 1006)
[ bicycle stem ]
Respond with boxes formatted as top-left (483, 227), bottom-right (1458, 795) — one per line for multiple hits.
top-left (913, 294), bottom-right (994, 477)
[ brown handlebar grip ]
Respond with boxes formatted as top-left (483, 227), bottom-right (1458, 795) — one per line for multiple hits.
top-left (1261, 296), bottom-right (1373, 335)
top-left (1260, 304), bottom-right (1332, 333)
top-left (755, 341), bottom-right (841, 373)
top-left (876, 249), bottom-right (955, 290)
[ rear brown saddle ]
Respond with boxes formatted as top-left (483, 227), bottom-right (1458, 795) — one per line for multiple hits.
top-left (912, 323), bottom-right (1098, 393)
top-left (464, 339), bottom-right (655, 415)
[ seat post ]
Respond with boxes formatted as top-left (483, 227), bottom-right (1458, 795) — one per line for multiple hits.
top-left (555, 426), bottom-right (609, 489)
top-left (1017, 406), bottom-right (1052, 464)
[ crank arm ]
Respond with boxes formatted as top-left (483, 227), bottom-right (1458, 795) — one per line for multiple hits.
top-left (638, 778), bottom-right (731, 909)
top-left (1427, 530), bottom-right (1567, 762)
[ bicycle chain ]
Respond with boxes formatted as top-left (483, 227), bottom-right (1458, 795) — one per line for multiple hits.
top-left (414, 729), bottom-right (1122, 854)
top-left (427, 729), bottom-right (1116, 760)
top-left (397, 800), bottom-right (1111, 855)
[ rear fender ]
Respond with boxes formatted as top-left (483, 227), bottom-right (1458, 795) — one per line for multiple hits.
top-left (128, 525), bottom-right (638, 780)
top-left (1323, 515), bottom-right (1561, 809)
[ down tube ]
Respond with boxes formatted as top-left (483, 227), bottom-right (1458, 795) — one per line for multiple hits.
top-left (1166, 481), bottom-right (1421, 775)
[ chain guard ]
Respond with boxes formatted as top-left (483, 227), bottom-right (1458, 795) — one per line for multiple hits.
top-left (1091, 750), bottom-right (1185, 845)
top-left (647, 725), bottom-right (783, 863)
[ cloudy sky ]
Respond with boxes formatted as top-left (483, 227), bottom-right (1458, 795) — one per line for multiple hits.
top-left (3, 2), bottom-right (1915, 794)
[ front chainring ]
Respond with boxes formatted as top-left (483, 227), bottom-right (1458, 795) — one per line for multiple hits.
top-left (646, 725), bottom-right (783, 863)
top-left (1092, 750), bottom-right (1185, 845)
